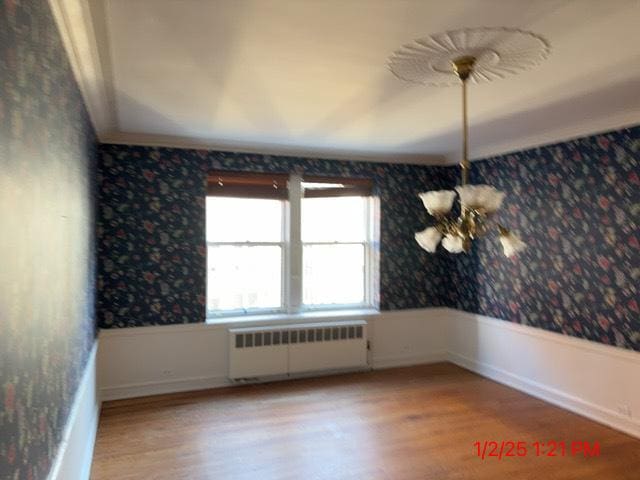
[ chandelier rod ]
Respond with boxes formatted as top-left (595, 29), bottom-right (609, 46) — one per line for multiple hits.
top-left (461, 77), bottom-right (469, 185)
top-left (452, 56), bottom-right (476, 186)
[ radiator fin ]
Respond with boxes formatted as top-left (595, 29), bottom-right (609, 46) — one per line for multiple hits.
top-left (234, 325), bottom-right (364, 349)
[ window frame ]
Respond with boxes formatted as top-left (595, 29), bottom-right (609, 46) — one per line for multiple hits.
top-left (206, 174), bottom-right (375, 318)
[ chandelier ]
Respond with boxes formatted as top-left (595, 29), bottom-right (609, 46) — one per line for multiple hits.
top-left (388, 27), bottom-right (550, 256)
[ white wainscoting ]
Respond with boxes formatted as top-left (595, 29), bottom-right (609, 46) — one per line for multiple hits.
top-left (369, 309), bottom-right (447, 368)
top-left (97, 309), bottom-right (448, 401)
top-left (444, 308), bottom-right (640, 439)
top-left (97, 308), bottom-right (640, 439)
top-left (48, 341), bottom-right (100, 480)
top-left (97, 322), bottom-right (230, 401)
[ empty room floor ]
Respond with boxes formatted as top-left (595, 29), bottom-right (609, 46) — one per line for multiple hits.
top-left (91, 364), bottom-right (640, 480)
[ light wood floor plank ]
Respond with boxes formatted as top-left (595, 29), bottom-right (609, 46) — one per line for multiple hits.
top-left (91, 363), bottom-right (640, 480)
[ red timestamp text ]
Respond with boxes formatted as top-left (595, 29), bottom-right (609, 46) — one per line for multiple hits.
top-left (473, 440), bottom-right (601, 460)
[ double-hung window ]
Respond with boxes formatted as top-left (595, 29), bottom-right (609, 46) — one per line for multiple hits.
top-left (206, 172), bottom-right (376, 318)
top-left (206, 173), bottom-right (288, 315)
top-left (300, 177), bottom-right (373, 308)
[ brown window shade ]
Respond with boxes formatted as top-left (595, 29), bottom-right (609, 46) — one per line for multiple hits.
top-left (301, 175), bottom-right (373, 198)
top-left (207, 171), bottom-right (289, 199)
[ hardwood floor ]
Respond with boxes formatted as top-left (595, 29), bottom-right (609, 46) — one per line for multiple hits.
top-left (91, 363), bottom-right (640, 480)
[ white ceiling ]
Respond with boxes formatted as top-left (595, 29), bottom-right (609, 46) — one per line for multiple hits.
top-left (67, 0), bottom-right (640, 163)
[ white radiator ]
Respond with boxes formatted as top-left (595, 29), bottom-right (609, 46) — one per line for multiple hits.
top-left (228, 320), bottom-right (368, 379)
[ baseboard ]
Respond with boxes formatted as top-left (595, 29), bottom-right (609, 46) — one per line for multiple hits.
top-left (100, 354), bottom-right (450, 401)
top-left (101, 368), bottom-right (378, 401)
top-left (100, 375), bottom-right (230, 401)
top-left (445, 309), bottom-right (640, 439)
top-left (47, 342), bottom-right (100, 480)
top-left (447, 350), bottom-right (640, 439)
top-left (371, 351), bottom-right (448, 369)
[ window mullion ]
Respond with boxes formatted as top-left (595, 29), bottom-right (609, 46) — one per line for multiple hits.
top-left (365, 197), bottom-right (373, 306)
top-left (288, 174), bottom-right (303, 313)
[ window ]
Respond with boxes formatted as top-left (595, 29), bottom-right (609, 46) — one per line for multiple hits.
top-left (206, 172), bottom-right (375, 317)
top-left (206, 197), bottom-right (285, 313)
top-left (302, 195), bottom-right (369, 306)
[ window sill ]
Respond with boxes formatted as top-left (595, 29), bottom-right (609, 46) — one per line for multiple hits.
top-left (205, 308), bottom-right (380, 329)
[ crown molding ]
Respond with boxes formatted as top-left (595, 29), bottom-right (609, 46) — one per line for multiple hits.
top-left (101, 110), bottom-right (639, 167)
top-left (100, 131), bottom-right (448, 166)
top-left (470, 110), bottom-right (640, 160)
top-left (49, 0), bottom-right (116, 137)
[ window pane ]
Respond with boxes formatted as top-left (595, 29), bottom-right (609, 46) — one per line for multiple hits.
top-left (208, 245), bottom-right (282, 312)
top-left (303, 244), bottom-right (365, 305)
top-left (301, 196), bottom-right (367, 242)
top-left (206, 197), bottom-right (283, 242)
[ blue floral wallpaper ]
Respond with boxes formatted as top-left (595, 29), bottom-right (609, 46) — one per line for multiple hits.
top-left (0, 2), bottom-right (636, 479)
top-left (0, 1), bottom-right (97, 479)
top-left (97, 125), bottom-right (639, 353)
top-left (97, 145), bottom-right (457, 327)
top-left (450, 126), bottom-right (640, 351)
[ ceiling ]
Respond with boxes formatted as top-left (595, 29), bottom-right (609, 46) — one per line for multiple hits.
top-left (58, 0), bottom-right (640, 164)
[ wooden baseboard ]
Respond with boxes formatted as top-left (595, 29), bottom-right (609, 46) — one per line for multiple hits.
top-left (371, 351), bottom-right (448, 369)
top-left (100, 375), bottom-right (230, 402)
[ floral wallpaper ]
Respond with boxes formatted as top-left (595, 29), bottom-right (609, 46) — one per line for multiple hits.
top-left (0, 3), bottom-right (635, 480)
top-left (450, 126), bottom-right (640, 351)
top-left (0, 1), bottom-right (97, 479)
top-left (98, 126), bottom-right (639, 354)
top-left (97, 145), bottom-right (457, 327)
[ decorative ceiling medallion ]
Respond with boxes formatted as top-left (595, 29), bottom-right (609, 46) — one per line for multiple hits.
top-left (388, 27), bottom-right (550, 86)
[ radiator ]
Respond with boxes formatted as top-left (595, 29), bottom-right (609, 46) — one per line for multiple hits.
top-left (228, 320), bottom-right (368, 379)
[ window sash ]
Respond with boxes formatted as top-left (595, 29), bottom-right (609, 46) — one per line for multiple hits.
top-left (301, 241), bottom-right (370, 309)
top-left (206, 241), bottom-right (287, 316)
